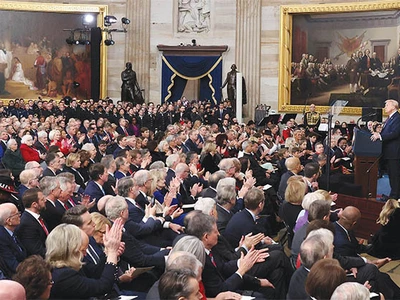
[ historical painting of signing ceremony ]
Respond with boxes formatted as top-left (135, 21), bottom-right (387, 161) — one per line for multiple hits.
top-left (291, 10), bottom-right (400, 108)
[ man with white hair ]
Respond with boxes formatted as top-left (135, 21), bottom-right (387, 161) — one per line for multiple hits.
top-left (18, 169), bottom-right (39, 197)
top-left (287, 230), bottom-right (334, 299)
top-left (175, 163), bottom-right (202, 204)
top-left (165, 153), bottom-right (180, 186)
top-left (0, 203), bottom-right (27, 276)
top-left (331, 282), bottom-right (371, 300)
top-left (200, 170), bottom-right (226, 198)
top-left (105, 196), bottom-right (169, 272)
top-left (25, 161), bottom-right (43, 178)
top-left (39, 176), bottom-right (62, 232)
top-left (34, 130), bottom-right (49, 156)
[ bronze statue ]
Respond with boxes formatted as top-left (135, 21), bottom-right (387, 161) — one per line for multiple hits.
top-left (221, 64), bottom-right (247, 108)
top-left (121, 62), bottom-right (144, 105)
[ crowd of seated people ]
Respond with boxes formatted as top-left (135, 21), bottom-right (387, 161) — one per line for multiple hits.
top-left (292, 50), bottom-right (397, 97)
top-left (0, 96), bottom-right (398, 299)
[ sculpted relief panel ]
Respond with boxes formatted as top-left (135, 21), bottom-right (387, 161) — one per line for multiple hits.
top-left (178, 0), bottom-right (210, 33)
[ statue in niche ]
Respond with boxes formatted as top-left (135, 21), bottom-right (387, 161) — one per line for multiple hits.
top-left (121, 62), bottom-right (144, 105)
top-left (178, 0), bottom-right (210, 33)
top-left (221, 64), bottom-right (247, 110)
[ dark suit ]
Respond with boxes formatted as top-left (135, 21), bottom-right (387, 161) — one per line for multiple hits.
top-left (82, 237), bottom-right (107, 279)
top-left (223, 209), bottom-right (267, 248)
top-left (333, 222), bottom-right (365, 257)
top-left (287, 266), bottom-right (310, 300)
top-left (41, 200), bottom-right (63, 232)
top-left (33, 140), bottom-right (48, 155)
top-left (64, 166), bottom-right (86, 189)
top-left (184, 139), bottom-right (201, 154)
top-left (14, 211), bottom-right (47, 257)
top-left (103, 173), bottom-right (116, 196)
top-left (50, 264), bottom-right (116, 299)
top-left (42, 167), bottom-right (58, 177)
top-left (84, 181), bottom-right (105, 212)
top-left (216, 204), bottom-right (233, 234)
top-left (380, 111), bottom-right (400, 198)
top-left (201, 187), bottom-right (217, 199)
top-left (120, 230), bottom-right (168, 270)
top-left (0, 226), bottom-right (27, 275)
top-left (165, 168), bottom-right (176, 187)
top-left (277, 170), bottom-right (295, 201)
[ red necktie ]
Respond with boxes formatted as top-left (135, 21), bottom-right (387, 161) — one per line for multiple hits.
top-left (38, 217), bottom-right (49, 235)
top-left (63, 203), bottom-right (69, 210)
top-left (209, 252), bottom-right (217, 268)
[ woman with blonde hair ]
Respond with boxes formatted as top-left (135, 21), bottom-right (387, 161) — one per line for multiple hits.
top-left (47, 221), bottom-right (123, 299)
top-left (64, 152), bottom-right (86, 189)
top-left (149, 169), bottom-right (184, 224)
top-left (368, 199), bottom-right (400, 259)
top-left (200, 142), bottom-right (220, 174)
top-left (278, 176), bottom-right (307, 249)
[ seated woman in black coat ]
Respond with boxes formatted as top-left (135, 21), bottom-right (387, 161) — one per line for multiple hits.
top-left (200, 142), bottom-right (221, 174)
top-left (46, 221), bottom-right (123, 299)
top-left (368, 199), bottom-right (400, 260)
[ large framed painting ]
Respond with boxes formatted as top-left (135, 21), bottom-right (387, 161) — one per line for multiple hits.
top-left (279, 1), bottom-right (400, 115)
top-left (0, 1), bottom-right (108, 102)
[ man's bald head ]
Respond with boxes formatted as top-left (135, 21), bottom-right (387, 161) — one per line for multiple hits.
top-left (0, 280), bottom-right (26, 300)
top-left (340, 206), bottom-right (361, 228)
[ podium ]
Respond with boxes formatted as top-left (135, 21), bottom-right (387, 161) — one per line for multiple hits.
top-left (353, 128), bottom-right (382, 199)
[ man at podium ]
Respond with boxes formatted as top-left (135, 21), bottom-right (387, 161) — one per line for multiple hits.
top-left (371, 99), bottom-right (400, 199)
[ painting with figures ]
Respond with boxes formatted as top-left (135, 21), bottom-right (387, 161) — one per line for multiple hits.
top-left (0, 4), bottom-right (100, 101)
top-left (279, 2), bottom-right (400, 114)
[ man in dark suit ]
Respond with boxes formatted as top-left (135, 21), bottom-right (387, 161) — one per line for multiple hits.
top-left (371, 99), bottom-right (400, 199)
top-left (0, 203), bottom-right (27, 277)
top-left (201, 170), bottom-right (226, 199)
top-left (39, 176), bottom-right (63, 232)
top-left (287, 233), bottom-right (332, 299)
top-left (101, 155), bottom-right (116, 196)
top-left (277, 157), bottom-right (303, 202)
top-left (184, 129), bottom-right (202, 154)
top-left (186, 212), bottom-right (277, 298)
top-left (84, 163), bottom-right (108, 212)
top-left (215, 185), bottom-right (236, 234)
top-left (34, 130), bottom-right (48, 157)
top-left (15, 188), bottom-right (48, 257)
top-left (223, 188), bottom-right (275, 248)
top-left (105, 197), bottom-right (169, 272)
top-left (42, 152), bottom-right (61, 177)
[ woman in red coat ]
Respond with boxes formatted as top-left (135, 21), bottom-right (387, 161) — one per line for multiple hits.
top-left (20, 135), bottom-right (45, 163)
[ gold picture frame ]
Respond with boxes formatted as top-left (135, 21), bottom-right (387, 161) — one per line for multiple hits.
top-left (279, 1), bottom-right (400, 115)
top-left (0, 1), bottom-right (108, 102)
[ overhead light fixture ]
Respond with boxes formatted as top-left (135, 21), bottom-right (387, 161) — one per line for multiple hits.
top-left (104, 15), bottom-right (117, 27)
top-left (121, 17), bottom-right (130, 25)
top-left (82, 14), bottom-right (95, 27)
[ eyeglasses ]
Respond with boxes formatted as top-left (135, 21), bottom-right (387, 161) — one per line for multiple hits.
top-left (8, 212), bottom-right (21, 219)
top-left (98, 230), bottom-right (106, 234)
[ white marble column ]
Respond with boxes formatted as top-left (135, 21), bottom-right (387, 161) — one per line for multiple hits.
top-left (236, 0), bottom-right (261, 120)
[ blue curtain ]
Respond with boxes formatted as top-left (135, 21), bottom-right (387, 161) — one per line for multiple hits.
top-left (161, 55), bottom-right (222, 104)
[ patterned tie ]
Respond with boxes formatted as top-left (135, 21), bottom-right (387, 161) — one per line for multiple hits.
top-left (12, 234), bottom-right (22, 251)
top-left (38, 217), bottom-right (49, 235)
top-left (209, 251), bottom-right (217, 268)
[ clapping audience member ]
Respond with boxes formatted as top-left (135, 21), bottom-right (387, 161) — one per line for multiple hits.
top-left (47, 221), bottom-right (123, 299)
